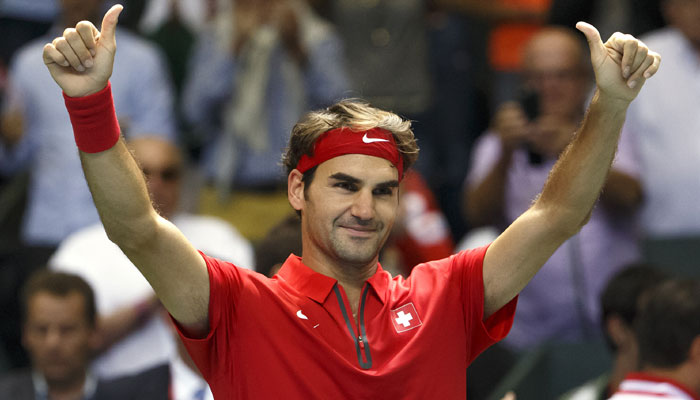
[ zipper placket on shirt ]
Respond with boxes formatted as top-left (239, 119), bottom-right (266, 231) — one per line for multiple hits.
top-left (333, 283), bottom-right (373, 370)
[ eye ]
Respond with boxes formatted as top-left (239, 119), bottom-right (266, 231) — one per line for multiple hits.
top-left (373, 187), bottom-right (394, 196)
top-left (60, 324), bottom-right (78, 335)
top-left (334, 182), bottom-right (357, 191)
top-left (28, 323), bottom-right (49, 337)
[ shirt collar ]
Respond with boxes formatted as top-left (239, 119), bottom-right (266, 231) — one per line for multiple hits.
top-left (277, 254), bottom-right (390, 305)
top-left (623, 372), bottom-right (700, 400)
top-left (33, 369), bottom-right (98, 400)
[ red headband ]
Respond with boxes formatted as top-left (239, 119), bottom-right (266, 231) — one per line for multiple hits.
top-left (296, 127), bottom-right (404, 180)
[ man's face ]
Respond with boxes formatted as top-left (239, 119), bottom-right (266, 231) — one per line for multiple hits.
top-left (130, 138), bottom-right (182, 219)
top-left (665, 0), bottom-right (700, 49)
top-left (523, 33), bottom-right (591, 119)
top-left (300, 154), bottom-right (400, 267)
top-left (23, 292), bottom-right (95, 387)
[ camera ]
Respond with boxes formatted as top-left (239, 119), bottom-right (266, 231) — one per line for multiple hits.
top-left (517, 89), bottom-right (543, 165)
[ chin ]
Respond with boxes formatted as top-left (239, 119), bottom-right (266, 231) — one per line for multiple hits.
top-left (339, 248), bottom-right (377, 264)
top-left (334, 242), bottom-right (380, 265)
top-left (331, 229), bottom-right (389, 265)
top-left (43, 369), bottom-right (75, 385)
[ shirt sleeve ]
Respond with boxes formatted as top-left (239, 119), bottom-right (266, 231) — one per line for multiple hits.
top-left (453, 245), bottom-right (517, 364)
top-left (172, 251), bottom-right (248, 385)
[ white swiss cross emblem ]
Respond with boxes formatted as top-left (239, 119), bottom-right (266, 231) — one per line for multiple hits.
top-left (390, 303), bottom-right (422, 333)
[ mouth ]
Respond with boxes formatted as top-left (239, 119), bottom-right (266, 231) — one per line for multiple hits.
top-left (340, 226), bottom-right (377, 237)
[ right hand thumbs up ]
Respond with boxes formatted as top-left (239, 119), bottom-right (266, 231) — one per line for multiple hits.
top-left (43, 4), bottom-right (124, 97)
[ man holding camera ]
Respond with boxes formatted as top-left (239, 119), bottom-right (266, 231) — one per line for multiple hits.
top-left (463, 26), bottom-right (643, 352)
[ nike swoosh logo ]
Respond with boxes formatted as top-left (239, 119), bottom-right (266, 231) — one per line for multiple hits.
top-left (296, 310), bottom-right (308, 320)
top-left (362, 133), bottom-right (390, 144)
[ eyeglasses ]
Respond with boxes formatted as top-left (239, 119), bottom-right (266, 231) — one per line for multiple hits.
top-left (142, 166), bottom-right (182, 182)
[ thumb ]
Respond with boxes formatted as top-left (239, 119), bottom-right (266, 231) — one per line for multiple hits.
top-left (575, 21), bottom-right (606, 65)
top-left (99, 4), bottom-right (124, 46)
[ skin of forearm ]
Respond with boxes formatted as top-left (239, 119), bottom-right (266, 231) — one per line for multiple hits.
top-left (534, 90), bottom-right (629, 232)
top-left (482, 92), bottom-right (631, 317)
top-left (80, 140), bottom-right (210, 333)
top-left (465, 150), bottom-right (512, 227)
top-left (79, 138), bottom-right (159, 250)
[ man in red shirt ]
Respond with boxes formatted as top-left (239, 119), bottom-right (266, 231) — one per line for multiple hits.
top-left (41, 4), bottom-right (660, 398)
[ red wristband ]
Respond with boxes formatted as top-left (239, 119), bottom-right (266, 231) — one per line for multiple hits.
top-left (63, 82), bottom-right (121, 153)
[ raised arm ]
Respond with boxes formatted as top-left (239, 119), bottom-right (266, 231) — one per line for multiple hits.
top-left (482, 23), bottom-right (660, 317)
top-left (42, 5), bottom-right (209, 337)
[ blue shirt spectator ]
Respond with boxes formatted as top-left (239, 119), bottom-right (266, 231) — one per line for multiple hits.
top-left (181, 0), bottom-right (348, 190)
top-left (0, 26), bottom-right (176, 246)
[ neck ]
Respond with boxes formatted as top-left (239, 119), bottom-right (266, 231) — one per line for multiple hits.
top-left (301, 249), bottom-right (377, 316)
top-left (609, 348), bottom-right (638, 393)
top-left (302, 252), bottom-right (377, 287)
top-left (641, 364), bottom-right (700, 396)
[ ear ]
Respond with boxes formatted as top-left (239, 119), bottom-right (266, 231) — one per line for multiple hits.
top-left (689, 335), bottom-right (700, 365)
top-left (288, 169), bottom-right (305, 212)
top-left (606, 315), bottom-right (633, 348)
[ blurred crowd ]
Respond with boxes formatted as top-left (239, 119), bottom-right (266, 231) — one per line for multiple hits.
top-left (1, 0), bottom-right (699, 399)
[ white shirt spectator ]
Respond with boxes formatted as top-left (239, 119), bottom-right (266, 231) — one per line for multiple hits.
top-left (49, 214), bottom-right (254, 378)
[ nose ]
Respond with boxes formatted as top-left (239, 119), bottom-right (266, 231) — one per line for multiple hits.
top-left (350, 189), bottom-right (375, 221)
top-left (144, 170), bottom-right (165, 189)
top-left (45, 327), bottom-right (62, 349)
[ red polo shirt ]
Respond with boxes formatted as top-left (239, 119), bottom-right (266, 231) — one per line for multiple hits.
top-left (176, 245), bottom-right (517, 399)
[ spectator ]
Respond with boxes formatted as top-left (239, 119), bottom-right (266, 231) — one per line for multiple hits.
top-left (49, 136), bottom-right (254, 379)
top-left (621, 0), bottom-right (700, 240)
top-left (608, 278), bottom-right (700, 399)
top-left (0, 0), bottom-right (176, 365)
top-left (464, 26), bottom-right (643, 350)
top-left (0, 270), bottom-right (169, 399)
top-left (182, 0), bottom-right (348, 193)
top-left (139, 0), bottom-right (209, 35)
top-left (560, 264), bottom-right (669, 400)
top-left (140, 0), bottom-right (210, 113)
top-left (0, 0), bottom-right (176, 256)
